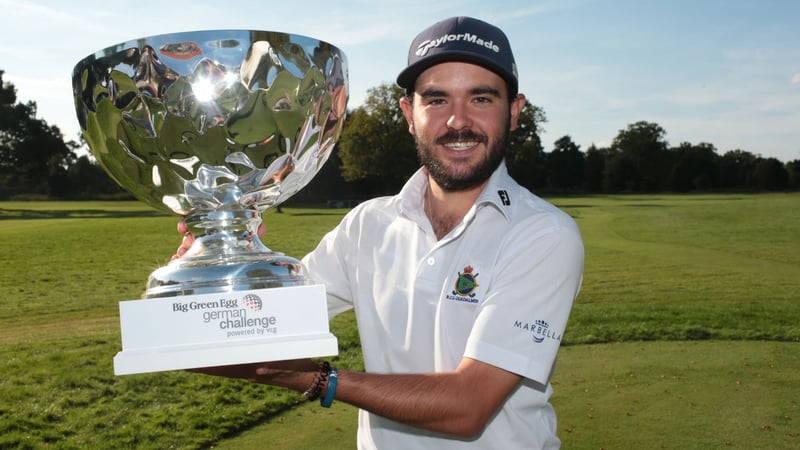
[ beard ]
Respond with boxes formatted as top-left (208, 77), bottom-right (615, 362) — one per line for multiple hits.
top-left (416, 126), bottom-right (509, 192)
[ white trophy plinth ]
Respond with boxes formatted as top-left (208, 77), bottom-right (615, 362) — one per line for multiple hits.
top-left (113, 284), bottom-right (337, 375)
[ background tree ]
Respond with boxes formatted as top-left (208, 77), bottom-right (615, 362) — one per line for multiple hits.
top-left (786, 159), bottom-right (800, 189)
top-left (546, 135), bottom-right (584, 191)
top-left (0, 70), bottom-right (77, 198)
top-left (64, 154), bottom-right (126, 199)
top-left (336, 83), bottom-right (417, 196)
top-left (583, 144), bottom-right (607, 192)
top-left (718, 149), bottom-right (757, 190)
top-left (753, 157), bottom-right (789, 191)
top-left (506, 101), bottom-right (547, 191)
top-left (605, 121), bottom-right (670, 192)
top-left (603, 152), bottom-right (638, 192)
top-left (668, 142), bottom-right (720, 192)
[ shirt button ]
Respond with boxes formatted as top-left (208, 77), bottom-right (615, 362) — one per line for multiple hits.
top-left (427, 257), bottom-right (435, 266)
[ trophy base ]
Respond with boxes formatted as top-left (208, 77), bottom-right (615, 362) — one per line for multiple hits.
top-left (114, 333), bottom-right (338, 375)
top-left (113, 284), bottom-right (336, 375)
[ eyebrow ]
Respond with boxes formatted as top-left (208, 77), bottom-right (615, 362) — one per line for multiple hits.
top-left (418, 85), bottom-right (503, 99)
top-left (470, 86), bottom-right (503, 98)
top-left (418, 88), bottom-right (447, 99)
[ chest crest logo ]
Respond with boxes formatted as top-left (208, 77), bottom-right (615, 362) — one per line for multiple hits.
top-left (454, 266), bottom-right (479, 297)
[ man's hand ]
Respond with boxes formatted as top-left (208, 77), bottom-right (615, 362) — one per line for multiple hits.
top-left (187, 359), bottom-right (321, 392)
top-left (172, 220), bottom-right (195, 260)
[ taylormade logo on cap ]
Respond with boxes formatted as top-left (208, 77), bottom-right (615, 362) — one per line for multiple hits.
top-left (416, 33), bottom-right (501, 57)
top-left (397, 17), bottom-right (518, 95)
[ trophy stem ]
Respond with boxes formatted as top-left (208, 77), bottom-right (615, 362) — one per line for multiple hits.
top-left (183, 207), bottom-right (270, 258)
top-left (144, 206), bottom-right (309, 298)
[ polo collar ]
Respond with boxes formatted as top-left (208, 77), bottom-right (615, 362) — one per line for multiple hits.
top-left (398, 161), bottom-right (516, 223)
top-left (474, 161), bottom-right (515, 222)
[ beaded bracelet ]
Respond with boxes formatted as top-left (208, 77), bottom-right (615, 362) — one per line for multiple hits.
top-left (301, 361), bottom-right (330, 401)
top-left (320, 366), bottom-right (338, 408)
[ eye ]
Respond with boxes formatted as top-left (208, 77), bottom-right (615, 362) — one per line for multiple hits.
top-left (424, 98), bottom-right (446, 106)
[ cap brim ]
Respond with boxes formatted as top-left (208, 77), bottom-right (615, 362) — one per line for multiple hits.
top-left (396, 51), bottom-right (517, 94)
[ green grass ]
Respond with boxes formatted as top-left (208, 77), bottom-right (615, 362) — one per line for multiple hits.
top-left (558, 194), bottom-right (800, 344)
top-left (1, 194), bottom-right (798, 449)
top-left (552, 341), bottom-right (800, 449)
top-left (216, 340), bottom-right (800, 450)
top-left (0, 202), bottom-right (357, 449)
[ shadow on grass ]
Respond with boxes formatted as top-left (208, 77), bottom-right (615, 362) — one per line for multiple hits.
top-left (1, 205), bottom-right (347, 221)
top-left (282, 211), bottom-right (352, 217)
top-left (0, 208), bottom-right (168, 220)
top-left (551, 204), bottom-right (595, 209)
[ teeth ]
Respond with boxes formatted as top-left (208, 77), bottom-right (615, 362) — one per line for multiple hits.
top-left (445, 141), bottom-right (479, 150)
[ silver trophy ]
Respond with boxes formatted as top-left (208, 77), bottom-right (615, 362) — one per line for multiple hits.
top-left (73, 30), bottom-right (347, 374)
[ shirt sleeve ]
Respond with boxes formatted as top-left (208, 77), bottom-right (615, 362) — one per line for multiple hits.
top-left (301, 210), bottom-right (358, 318)
top-left (464, 212), bottom-right (584, 384)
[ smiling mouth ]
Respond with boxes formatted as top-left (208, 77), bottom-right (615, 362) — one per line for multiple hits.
top-left (436, 130), bottom-right (487, 151)
top-left (444, 140), bottom-right (481, 151)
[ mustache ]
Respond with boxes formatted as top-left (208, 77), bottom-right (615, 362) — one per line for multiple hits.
top-left (435, 130), bottom-right (488, 146)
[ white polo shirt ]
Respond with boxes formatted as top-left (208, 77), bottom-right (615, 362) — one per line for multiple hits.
top-left (302, 162), bottom-right (584, 449)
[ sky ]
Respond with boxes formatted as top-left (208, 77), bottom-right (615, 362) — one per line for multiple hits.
top-left (1, 0), bottom-right (799, 162)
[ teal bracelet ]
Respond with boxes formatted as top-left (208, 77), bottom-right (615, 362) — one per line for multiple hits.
top-left (320, 366), bottom-right (338, 408)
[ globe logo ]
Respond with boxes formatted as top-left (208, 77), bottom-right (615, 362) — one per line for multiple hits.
top-left (241, 294), bottom-right (263, 312)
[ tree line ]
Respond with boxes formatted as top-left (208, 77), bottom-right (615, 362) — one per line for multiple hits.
top-left (2, 73), bottom-right (798, 202)
top-left (1, 70), bottom-right (121, 199)
top-left (334, 84), bottom-right (800, 198)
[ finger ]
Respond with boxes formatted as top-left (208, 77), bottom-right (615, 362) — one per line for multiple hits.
top-left (257, 223), bottom-right (266, 237)
top-left (181, 233), bottom-right (195, 249)
top-left (177, 234), bottom-right (194, 255)
top-left (187, 363), bottom-right (259, 378)
top-left (177, 219), bottom-right (188, 234)
top-left (171, 231), bottom-right (195, 260)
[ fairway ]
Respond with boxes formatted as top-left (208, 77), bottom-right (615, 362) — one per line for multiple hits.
top-left (1, 194), bottom-right (798, 449)
top-left (214, 340), bottom-right (799, 450)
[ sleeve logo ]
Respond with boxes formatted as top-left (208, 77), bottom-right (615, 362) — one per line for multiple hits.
top-left (513, 319), bottom-right (562, 344)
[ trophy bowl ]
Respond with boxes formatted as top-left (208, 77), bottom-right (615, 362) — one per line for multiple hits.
top-left (73, 30), bottom-right (347, 374)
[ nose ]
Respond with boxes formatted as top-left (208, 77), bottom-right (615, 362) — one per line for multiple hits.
top-left (446, 103), bottom-right (472, 130)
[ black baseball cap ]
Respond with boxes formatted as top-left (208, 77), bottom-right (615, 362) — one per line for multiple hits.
top-left (396, 16), bottom-right (518, 96)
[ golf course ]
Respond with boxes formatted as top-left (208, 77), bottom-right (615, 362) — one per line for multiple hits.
top-left (1, 193), bottom-right (797, 449)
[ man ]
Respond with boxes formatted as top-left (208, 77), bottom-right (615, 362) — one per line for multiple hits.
top-left (186, 16), bottom-right (584, 449)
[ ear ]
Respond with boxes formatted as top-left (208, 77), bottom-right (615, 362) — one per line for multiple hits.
top-left (508, 93), bottom-right (526, 132)
top-left (399, 95), bottom-right (415, 134)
